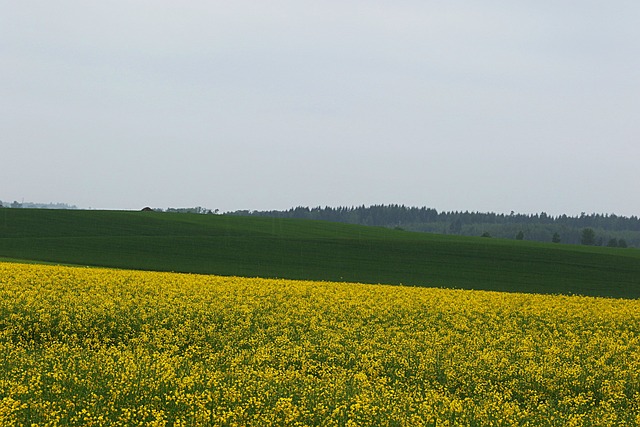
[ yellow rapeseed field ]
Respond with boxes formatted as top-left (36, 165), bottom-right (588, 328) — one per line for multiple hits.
top-left (0, 262), bottom-right (639, 426)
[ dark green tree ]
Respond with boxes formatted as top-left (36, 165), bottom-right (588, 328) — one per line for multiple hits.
top-left (449, 219), bottom-right (462, 234)
top-left (618, 239), bottom-right (628, 248)
top-left (552, 232), bottom-right (561, 243)
top-left (607, 238), bottom-right (618, 247)
top-left (515, 231), bottom-right (524, 240)
top-left (581, 228), bottom-right (596, 245)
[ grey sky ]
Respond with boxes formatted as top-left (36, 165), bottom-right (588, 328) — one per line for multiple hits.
top-left (2, 1), bottom-right (639, 215)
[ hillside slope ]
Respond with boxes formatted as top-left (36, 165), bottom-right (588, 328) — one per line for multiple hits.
top-left (1, 208), bottom-right (639, 298)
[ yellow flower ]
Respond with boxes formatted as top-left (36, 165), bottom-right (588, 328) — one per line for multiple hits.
top-left (0, 261), bottom-right (638, 426)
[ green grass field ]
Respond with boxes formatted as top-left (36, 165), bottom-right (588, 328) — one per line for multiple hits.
top-left (1, 208), bottom-right (639, 298)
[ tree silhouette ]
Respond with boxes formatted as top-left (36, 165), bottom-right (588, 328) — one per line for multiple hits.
top-left (581, 228), bottom-right (596, 246)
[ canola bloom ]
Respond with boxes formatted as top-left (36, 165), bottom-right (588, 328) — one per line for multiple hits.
top-left (0, 262), bottom-right (639, 426)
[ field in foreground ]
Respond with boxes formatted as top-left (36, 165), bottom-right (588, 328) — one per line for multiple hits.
top-left (1, 262), bottom-right (639, 426)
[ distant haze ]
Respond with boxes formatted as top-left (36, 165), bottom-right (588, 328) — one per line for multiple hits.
top-left (2, 1), bottom-right (639, 216)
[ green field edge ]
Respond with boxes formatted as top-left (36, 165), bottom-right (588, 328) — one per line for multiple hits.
top-left (1, 209), bottom-right (639, 299)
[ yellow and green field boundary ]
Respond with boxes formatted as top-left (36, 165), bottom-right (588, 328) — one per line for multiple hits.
top-left (1, 208), bottom-right (639, 298)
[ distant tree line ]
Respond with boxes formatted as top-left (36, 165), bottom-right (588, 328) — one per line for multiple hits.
top-left (226, 205), bottom-right (640, 248)
top-left (0, 200), bottom-right (78, 209)
top-left (153, 206), bottom-right (219, 215)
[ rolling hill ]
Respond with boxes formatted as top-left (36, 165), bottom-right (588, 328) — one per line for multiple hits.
top-left (1, 208), bottom-right (639, 298)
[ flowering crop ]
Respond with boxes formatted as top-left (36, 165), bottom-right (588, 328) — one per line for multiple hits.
top-left (1, 262), bottom-right (639, 426)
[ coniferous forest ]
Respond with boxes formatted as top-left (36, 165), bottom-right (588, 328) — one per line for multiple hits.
top-left (228, 205), bottom-right (640, 248)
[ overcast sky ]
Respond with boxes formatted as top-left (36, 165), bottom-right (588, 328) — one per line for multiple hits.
top-left (2, 1), bottom-right (639, 215)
